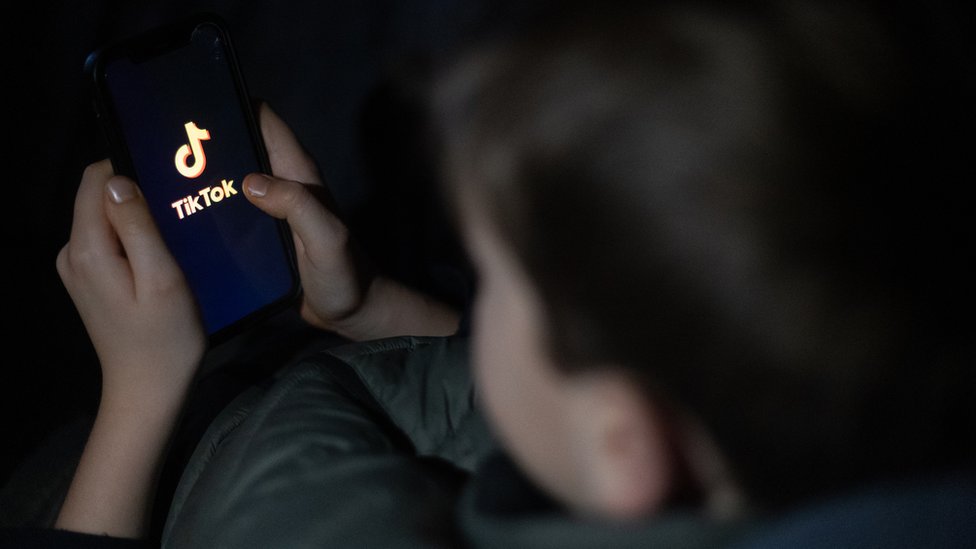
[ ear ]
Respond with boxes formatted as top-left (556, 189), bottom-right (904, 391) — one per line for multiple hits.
top-left (566, 370), bottom-right (675, 519)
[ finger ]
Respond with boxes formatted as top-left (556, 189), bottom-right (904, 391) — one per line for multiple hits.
top-left (102, 176), bottom-right (182, 287)
top-left (243, 173), bottom-right (347, 264)
top-left (257, 102), bottom-right (322, 184)
top-left (70, 160), bottom-right (120, 259)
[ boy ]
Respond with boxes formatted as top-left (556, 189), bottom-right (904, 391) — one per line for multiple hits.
top-left (22, 1), bottom-right (975, 547)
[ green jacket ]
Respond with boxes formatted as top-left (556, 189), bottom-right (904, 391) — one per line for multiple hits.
top-left (161, 336), bottom-right (975, 548)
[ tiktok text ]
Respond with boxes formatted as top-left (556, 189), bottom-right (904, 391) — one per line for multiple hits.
top-left (171, 179), bottom-right (238, 219)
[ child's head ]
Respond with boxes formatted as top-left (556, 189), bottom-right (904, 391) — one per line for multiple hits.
top-left (437, 1), bottom-right (972, 518)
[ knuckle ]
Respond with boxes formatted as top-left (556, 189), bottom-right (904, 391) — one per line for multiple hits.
top-left (68, 246), bottom-right (102, 273)
top-left (55, 245), bottom-right (72, 280)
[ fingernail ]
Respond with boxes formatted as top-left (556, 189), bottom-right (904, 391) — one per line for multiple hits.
top-left (106, 178), bottom-right (138, 204)
top-left (246, 174), bottom-right (270, 197)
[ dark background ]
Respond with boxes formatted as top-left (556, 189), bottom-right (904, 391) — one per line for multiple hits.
top-left (2, 0), bottom-right (551, 493)
top-left (2, 0), bottom-right (973, 518)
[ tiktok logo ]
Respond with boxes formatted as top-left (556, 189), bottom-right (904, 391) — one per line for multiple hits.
top-left (174, 121), bottom-right (211, 179)
top-left (170, 120), bottom-right (239, 219)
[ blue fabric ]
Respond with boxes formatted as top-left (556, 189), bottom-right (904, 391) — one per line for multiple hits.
top-left (726, 472), bottom-right (976, 549)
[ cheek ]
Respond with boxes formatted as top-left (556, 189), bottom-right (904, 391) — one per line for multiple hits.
top-left (471, 283), bottom-right (576, 497)
top-left (471, 286), bottom-right (528, 437)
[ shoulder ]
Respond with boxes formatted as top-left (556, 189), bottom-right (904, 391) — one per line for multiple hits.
top-left (162, 335), bottom-right (482, 549)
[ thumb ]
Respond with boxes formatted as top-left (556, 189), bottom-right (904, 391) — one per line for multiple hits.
top-left (243, 173), bottom-right (347, 259)
top-left (103, 176), bottom-right (181, 282)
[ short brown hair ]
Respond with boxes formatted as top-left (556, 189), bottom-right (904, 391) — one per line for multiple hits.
top-left (437, 1), bottom-right (974, 507)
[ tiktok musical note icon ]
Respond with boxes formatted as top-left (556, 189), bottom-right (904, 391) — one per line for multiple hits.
top-left (174, 121), bottom-right (211, 179)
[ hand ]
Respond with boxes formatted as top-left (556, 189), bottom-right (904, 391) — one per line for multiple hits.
top-left (245, 104), bottom-right (460, 339)
top-left (246, 103), bottom-right (369, 330)
top-left (55, 160), bottom-right (206, 538)
top-left (56, 160), bottom-right (205, 406)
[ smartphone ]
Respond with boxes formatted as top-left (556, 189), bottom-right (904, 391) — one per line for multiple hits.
top-left (86, 14), bottom-right (299, 341)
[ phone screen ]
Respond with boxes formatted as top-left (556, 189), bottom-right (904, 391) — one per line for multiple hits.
top-left (94, 21), bottom-right (297, 337)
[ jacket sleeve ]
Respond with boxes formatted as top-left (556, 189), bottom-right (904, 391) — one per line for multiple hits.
top-left (0, 528), bottom-right (152, 548)
top-left (162, 335), bottom-right (494, 549)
